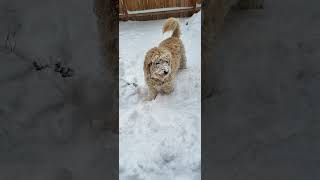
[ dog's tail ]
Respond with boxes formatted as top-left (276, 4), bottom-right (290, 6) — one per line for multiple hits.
top-left (162, 17), bottom-right (181, 38)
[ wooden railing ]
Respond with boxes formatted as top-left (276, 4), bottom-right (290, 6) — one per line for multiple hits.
top-left (119, 0), bottom-right (202, 21)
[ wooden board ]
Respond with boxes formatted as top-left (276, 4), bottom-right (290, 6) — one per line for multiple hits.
top-left (119, 7), bottom-right (201, 21)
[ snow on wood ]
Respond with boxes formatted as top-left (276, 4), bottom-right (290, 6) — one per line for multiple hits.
top-left (127, 5), bottom-right (201, 15)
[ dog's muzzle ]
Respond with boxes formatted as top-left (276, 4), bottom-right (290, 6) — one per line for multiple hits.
top-left (162, 64), bottom-right (170, 75)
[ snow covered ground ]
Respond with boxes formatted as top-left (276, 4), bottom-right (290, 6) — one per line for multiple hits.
top-left (119, 11), bottom-right (201, 180)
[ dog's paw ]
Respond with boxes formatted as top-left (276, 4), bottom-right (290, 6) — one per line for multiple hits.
top-left (144, 95), bottom-right (156, 101)
top-left (144, 96), bottom-right (152, 101)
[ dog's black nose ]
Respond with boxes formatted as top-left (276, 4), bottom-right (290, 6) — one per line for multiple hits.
top-left (164, 71), bottom-right (168, 75)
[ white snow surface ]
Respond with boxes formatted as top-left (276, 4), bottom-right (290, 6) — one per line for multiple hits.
top-left (119, 11), bottom-right (201, 180)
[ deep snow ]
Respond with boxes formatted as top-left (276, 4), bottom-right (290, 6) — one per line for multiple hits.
top-left (119, 11), bottom-right (201, 180)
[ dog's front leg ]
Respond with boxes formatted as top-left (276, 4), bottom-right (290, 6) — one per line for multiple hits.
top-left (144, 86), bottom-right (157, 101)
top-left (162, 82), bottom-right (174, 94)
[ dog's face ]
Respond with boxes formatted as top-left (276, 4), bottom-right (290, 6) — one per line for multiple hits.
top-left (150, 54), bottom-right (172, 81)
top-left (144, 47), bottom-right (172, 82)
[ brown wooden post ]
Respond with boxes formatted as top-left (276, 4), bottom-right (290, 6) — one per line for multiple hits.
top-left (238, 0), bottom-right (264, 9)
top-left (192, 0), bottom-right (197, 13)
top-left (93, 0), bottom-right (119, 132)
top-left (121, 0), bottom-right (129, 21)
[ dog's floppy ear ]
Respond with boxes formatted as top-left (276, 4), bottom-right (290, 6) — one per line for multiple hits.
top-left (144, 47), bottom-right (158, 78)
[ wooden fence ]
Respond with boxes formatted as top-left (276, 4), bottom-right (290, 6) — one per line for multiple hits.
top-left (119, 0), bottom-right (202, 21)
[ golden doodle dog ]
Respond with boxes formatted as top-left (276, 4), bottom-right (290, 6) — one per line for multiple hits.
top-left (144, 17), bottom-right (187, 101)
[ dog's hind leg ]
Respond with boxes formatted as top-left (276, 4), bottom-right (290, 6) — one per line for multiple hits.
top-left (179, 44), bottom-right (187, 69)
